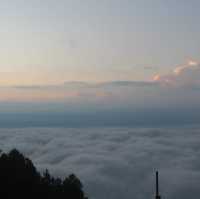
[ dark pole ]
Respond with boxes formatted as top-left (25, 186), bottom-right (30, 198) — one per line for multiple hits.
top-left (156, 171), bottom-right (159, 196)
top-left (155, 171), bottom-right (161, 199)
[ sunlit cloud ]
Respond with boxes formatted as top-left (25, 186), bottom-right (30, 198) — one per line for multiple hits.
top-left (173, 60), bottom-right (199, 75)
top-left (153, 74), bottom-right (161, 81)
top-left (153, 60), bottom-right (200, 87)
top-left (188, 60), bottom-right (198, 66)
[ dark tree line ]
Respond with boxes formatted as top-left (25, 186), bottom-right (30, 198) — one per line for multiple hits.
top-left (0, 149), bottom-right (88, 199)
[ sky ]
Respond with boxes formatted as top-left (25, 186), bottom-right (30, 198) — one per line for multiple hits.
top-left (0, 0), bottom-right (200, 126)
top-left (1, 0), bottom-right (200, 84)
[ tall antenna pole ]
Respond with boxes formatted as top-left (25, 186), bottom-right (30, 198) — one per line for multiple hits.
top-left (155, 171), bottom-right (161, 199)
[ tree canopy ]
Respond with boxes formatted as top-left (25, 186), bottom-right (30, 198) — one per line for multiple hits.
top-left (0, 149), bottom-right (88, 199)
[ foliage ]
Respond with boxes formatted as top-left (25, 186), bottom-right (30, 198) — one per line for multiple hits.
top-left (0, 149), bottom-right (88, 199)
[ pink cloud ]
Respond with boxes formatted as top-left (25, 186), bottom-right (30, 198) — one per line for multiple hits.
top-left (153, 60), bottom-right (200, 87)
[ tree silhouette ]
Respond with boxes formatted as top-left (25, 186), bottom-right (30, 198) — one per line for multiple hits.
top-left (0, 149), bottom-right (88, 199)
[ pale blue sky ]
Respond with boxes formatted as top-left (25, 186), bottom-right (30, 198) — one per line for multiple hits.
top-left (0, 0), bottom-right (200, 85)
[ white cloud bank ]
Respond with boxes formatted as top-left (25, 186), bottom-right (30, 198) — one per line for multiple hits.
top-left (0, 127), bottom-right (200, 199)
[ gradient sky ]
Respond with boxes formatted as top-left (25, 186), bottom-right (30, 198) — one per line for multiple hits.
top-left (1, 0), bottom-right (200, 85)
top-left (0, 0), bottom-right (200, 126)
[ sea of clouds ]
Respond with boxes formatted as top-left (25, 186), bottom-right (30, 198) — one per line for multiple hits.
top-left (0, 127), bottom-right (200, 199)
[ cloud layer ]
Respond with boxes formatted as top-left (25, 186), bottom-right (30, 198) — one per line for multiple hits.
top-left (0, 127), bottom-right (200, 199)
top-left (0, 60), bottom-right (199, 126)
top-left (0, 60), bottom-right (200, 103)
